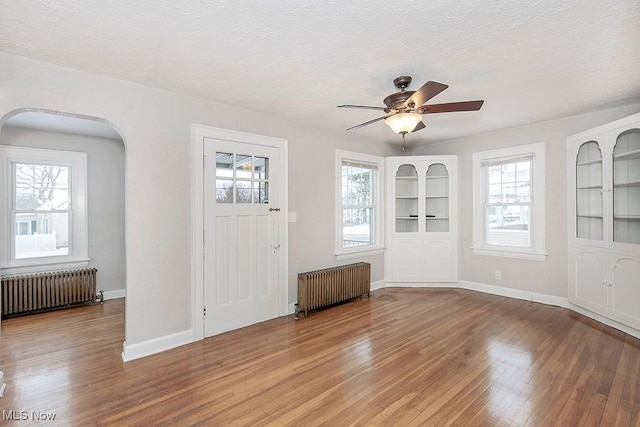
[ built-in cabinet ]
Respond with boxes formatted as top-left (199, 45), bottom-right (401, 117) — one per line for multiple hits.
top-left (567, 112), bottom-right (640, 331)
top-left (386, 156), bottom-right (457, 283)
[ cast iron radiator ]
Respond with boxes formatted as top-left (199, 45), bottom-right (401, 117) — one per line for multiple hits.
top-left (1, 268), bottom-right (100, 317)
top-left (295, 262), bottom-right (370, 318)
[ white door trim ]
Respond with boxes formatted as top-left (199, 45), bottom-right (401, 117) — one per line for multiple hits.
top-left (191, 124), bottom-right (288, 341)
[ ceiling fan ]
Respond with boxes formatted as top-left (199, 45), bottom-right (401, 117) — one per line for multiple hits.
top-left (338, 76), bottom-right (484, 145)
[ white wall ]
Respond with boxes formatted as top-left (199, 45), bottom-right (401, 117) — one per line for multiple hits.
top-left (0, 126), bottom-right (126, 295)
top-left (411, 103), bottom-right (640, 298)
top-left (0, 52), bottom-right (401, 348)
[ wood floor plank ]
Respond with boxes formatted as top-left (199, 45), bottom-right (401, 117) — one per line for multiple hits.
top-left (1, 288), bottom-right (640, 426)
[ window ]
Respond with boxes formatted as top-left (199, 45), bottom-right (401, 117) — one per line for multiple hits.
top-left (335, 150), bottom-right (384, 259)
top-left (1, 146), bottom-right (88, 273)
top-left (214, 152), bottom-right (269, 204)
top-left (472, 142), bottom-right (546, 260)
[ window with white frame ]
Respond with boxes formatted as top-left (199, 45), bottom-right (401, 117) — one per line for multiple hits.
top-left (472, 142), bottom-right (546, 260)
top-left (1, 146), bottom-right (88, 273)
top-left (335, 150), bottom-right (384, 259)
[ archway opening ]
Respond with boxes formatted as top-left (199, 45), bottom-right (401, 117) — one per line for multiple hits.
top-left (0, 109), bottom-right (127, 330)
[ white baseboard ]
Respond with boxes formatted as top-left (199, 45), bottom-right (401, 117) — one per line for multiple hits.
top-left (0, 371), bottom-right (6, 398)
top-left (459, 280), bottom-right (569, 308)
top-left (384, 281), bottom-right (458, 288)
top-left (121, 329), bottom-right (193, 362)
top-left (383, 280), bottom-right (568, 308)
top-left (370, 279), bottom-right (385, 291)
top-left (102, 289), bottom-right (126, 300)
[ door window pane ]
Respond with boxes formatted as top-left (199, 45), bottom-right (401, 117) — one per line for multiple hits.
top-left (215, 153), bottom-right (234, 177)
top-left (216, 179), bottom-right (233, 203)
top-left (236, 180), bottom-right (252, 204)
top-left (254, 157), bottom-right (268, 180)
top-left (215, 152), bottom-right (270, 204)
top-left (254, 181), bottom-right (269, 204)
top-left (235, 154), bottom-right (252, 179)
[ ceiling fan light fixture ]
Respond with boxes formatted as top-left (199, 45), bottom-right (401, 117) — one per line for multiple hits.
top-left (385, 112), bottom-right (422, 135)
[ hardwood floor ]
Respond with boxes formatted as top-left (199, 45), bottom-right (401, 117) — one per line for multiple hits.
top-left (1, 288), bottom-right (640, 426)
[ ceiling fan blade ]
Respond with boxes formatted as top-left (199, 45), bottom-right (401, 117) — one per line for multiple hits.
top-left (419, 100), bottom-right (484, 114)
top-left (403, 81), bottom-right (448, 109)
top-left (346, 115), bottom-right (392, 131)
top-left (412, 121), bottom-right (426, 132)
top-left (338, 104), bottom-right (389, 111)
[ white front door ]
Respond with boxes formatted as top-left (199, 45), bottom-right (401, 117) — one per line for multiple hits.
top-left (203, 138), bottom-right (282, 337)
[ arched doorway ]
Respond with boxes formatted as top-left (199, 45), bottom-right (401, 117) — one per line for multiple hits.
top-left (0, 109), bottom-right (126, 325)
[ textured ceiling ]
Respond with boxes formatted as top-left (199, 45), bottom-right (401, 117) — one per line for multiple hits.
top-left (1, 0), bottom-right (639, 147)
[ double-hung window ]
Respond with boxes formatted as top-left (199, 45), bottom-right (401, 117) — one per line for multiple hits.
top-left (1, 146), bottom-right (88, 274)
top-left (472, 142), bottom-right (546, 260)
top-left (335, 150), bottom-right (384, 259)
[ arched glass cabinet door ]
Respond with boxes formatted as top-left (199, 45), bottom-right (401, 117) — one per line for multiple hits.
top-left (425, 163), bottom-right (449, 232)
top-left (576, 141), bottom-right (603, 240)
top-left (612, 129), bottom-right (640, 244)
top-left (395, 164), bottom-right (418, 232)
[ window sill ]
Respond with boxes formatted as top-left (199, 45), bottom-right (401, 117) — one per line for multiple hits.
top-left (1, 259), bottom-right (90, 277)
top-left (471, 247), bottom-right (547, 261)
top-left (336, 247), bottom-right (384, 261)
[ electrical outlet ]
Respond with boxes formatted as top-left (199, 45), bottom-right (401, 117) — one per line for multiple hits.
top-left (494, 270), bottom-right (502, 280)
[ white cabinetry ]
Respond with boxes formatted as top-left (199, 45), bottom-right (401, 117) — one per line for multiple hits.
top-left (568, 112), bottom-right (640, 331)
top-left (385, 156), bottom-right (457, 283)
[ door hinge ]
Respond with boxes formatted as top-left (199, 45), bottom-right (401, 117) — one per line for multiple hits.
top-left (203, 230), bottom-right (206, 245)
top-left (203, 306), bottom-right (207, 318)
top-left (203, 154), bottom-right (206, 169)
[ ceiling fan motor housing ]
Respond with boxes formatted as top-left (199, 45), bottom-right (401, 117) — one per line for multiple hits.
top-left (383, 91), bottom-right (415, 110)
top-left (384, 76), bottom-right (416, 109)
